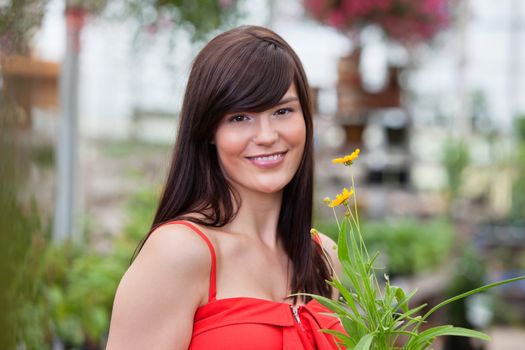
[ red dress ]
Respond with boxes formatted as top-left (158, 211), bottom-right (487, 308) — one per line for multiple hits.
top-left (159, 220), bottom-right (345, 350)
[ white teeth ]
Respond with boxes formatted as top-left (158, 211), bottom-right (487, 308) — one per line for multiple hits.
top-left (252, 153), bottom-right (283, 161)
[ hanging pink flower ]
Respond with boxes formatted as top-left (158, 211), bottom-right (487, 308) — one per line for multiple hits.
top-left (303, 0), bottom-right (459, 45)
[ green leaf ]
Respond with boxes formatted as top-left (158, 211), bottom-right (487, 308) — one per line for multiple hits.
top-left (318, 329), bottom-right (353, 345)
top-left (337, 219), bottom-right (348, 263)
top-left (309, 295), bottom-right (350, 316)
top-left (329, 278), bottom-right (360, 316)
top-left (422, 275), bottom-right (525, 321)
top-left (395, 303), bottom-right (427, 325)
top-left (354, 333), bottom-right (375, 350)
top-left (408, 325), bottom-right (490, 349)
top-left (340, 317), bottom-right (363, 345)
top-left (394, 287), bottom-right (408, 313)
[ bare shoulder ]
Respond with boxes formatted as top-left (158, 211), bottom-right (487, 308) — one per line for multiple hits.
top-left (127, 222), bottom-right (214, 295)
top-left (137, 222), bottom-right (214, 274)
top-left (106, 222), bottom-right (213, 349)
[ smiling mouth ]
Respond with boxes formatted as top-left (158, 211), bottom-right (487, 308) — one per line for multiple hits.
top-left (246, 151), bottom-right (287, 162)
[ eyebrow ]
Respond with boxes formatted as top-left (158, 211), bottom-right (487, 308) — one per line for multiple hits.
top-left (275, 96), bottom-right (299, 106)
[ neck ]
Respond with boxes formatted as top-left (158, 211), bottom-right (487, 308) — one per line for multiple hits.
top-left (225, 187), bottom-right (283, 248)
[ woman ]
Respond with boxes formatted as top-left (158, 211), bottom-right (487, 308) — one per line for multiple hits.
top-left (106, 25), bottom-right (344, 350)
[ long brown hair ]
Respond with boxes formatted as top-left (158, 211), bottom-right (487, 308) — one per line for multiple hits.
top-left (138, 25), bottom-right (331, 300)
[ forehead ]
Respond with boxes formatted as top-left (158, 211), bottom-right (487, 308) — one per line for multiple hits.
top-left (281, 84), bottom-right (298, 100)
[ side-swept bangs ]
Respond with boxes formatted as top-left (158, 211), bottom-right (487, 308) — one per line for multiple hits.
top-left (210, 39), bottom-right (296, 115)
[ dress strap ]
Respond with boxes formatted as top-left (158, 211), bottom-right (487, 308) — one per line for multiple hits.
top-left (312, 232), bottom-right (322, 246)
top-left (156, 220), bottom-right (217, 302)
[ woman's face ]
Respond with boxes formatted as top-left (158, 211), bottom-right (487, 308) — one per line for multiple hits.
top-left (213, 83), bottom-right (306, 195)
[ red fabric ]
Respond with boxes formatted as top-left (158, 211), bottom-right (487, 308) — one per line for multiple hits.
top-left (158, 220), bottom-right (346, 349)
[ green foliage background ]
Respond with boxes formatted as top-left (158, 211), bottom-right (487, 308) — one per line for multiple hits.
top-left (315, 217), bottom-right (454, 276)
top-left (0, 185), bottom-right (159, 349)
top-left (39, 188), bottom-right (158, 348)
top-left (0, 0), bottom-right (49, 54)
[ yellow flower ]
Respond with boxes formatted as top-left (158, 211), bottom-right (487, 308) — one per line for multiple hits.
top-left (332, 148), bottom-right (360, 166)
top-left (327, 187), bottom-right (354, 208)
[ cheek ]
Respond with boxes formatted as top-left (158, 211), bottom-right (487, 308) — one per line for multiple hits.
top-left (214, 128), bottom-right (249, 166)
top-left (286, 118), bottom-right (307, 151)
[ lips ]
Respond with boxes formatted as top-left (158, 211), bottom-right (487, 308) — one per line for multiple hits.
top-left (247, 151), bottom-right (286, 161)
top-left (246, 151), bottom-right (287, 168)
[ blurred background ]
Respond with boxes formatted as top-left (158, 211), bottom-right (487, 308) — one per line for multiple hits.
top-left (1, 0), bottom-right (524, 349)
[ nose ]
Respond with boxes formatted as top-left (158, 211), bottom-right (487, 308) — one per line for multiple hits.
top-left (252, 116), bottom-right (278, 145)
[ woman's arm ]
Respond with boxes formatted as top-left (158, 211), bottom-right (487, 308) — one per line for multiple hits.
top-left (317, 233), bottom-right (343, 300)
top-left (106, 225), bottom-right (212, 350)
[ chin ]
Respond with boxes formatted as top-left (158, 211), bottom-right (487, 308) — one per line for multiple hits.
top-left (252, 181), bottom-right (287, 194)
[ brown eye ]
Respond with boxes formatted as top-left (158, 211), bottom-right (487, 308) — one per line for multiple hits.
top-left (274, 108), bottom-right (292, 116)
top-left (229, 114), bottom-right (248, 123)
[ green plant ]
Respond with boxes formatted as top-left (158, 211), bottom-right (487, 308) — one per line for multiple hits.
top-left (43, 244), bottom-right (123, 348)
top-left (0, 93), bottom-right (51, 349)
top-left (315, 218), bottom-right (454, 276)
top-left (42, 187), bottom-right (158, 347)
top-left (365, 219), bottom-right (453, 276)
top-left (31, 143), bottom-right (55, 167)
top-left (0, 0), bottom-right (49, 54)
top-left (0, 201), bottom-right (50, 350)
top-left (442, 138), bottom-right (470, 200)
top-left (2, 185), bottom-right (159, 349)
top-left (116, 0), bottom-right (242, 41)
top-left (308, 149), bottom-right (525, 349)
top-left (511, 116), bottom-right (525, 223)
